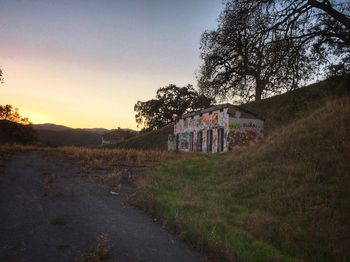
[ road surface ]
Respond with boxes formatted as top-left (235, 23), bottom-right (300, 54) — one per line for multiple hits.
top-left (0, 151), bottom-right (206, 262)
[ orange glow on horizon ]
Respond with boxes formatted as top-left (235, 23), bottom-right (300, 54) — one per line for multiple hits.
top-left (0, 58), bottom-right (194, 130)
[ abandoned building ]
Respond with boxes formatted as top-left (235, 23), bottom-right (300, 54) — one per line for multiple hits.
top-left (168, 104), bottom-right (264, 153)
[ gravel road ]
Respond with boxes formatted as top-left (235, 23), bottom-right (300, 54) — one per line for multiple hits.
top-left (0, 151), bottom-right (206, 262)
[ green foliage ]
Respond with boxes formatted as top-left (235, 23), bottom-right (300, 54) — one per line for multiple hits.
top-left (134, 84), bottom-right (213, 131)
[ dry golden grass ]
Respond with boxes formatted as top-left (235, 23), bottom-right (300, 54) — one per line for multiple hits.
top-left (54, 147), bottom-right (187, 170)
top-left (101, 170), bottom-right (122, 187)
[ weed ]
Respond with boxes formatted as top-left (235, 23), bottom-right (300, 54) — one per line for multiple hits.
top-left (101, 171), bottom-right (122, 187)
top-left (50, 217), bottom-right (66, 225)
top-left (44, 185), bottom-right (66, 197)
top-left (43, 173), bottom-right (56, 184)
top-left (85, 232), bottom-right (111, 261)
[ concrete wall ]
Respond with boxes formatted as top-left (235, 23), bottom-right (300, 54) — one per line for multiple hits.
top-left (228, 117), bottom-right (264, 149)
top-left (168, 106), bottom-right (264, 152)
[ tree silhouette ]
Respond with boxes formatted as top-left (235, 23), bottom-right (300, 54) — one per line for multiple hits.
top-left (198, 0), bottom-right (350, 102)
top-left (135, 84), bottom-right (214, 131)
top-left (0, 105), bottom-right (30, 124)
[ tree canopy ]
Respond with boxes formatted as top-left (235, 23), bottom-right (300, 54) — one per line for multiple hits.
top-left (198, 0), bottom-right (350, 102)
top-left (0, 105), bottom-right (30, 124)
top-left (134, 84), bottom-right (213, 131)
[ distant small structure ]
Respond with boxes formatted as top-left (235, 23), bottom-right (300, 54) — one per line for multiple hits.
top-left (101, 137), bottom-right (112, 145)
top-left (168, 103), bottom-right (264, 153)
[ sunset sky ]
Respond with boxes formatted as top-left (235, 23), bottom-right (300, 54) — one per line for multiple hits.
top-left (0, 0), bottom-right (222, 129)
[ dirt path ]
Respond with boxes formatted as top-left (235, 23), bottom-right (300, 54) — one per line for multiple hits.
top-left (0, 151), bottom-right (206, 261)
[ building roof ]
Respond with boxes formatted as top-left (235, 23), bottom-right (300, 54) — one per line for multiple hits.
top-left (177, 103), bottom-right (264, 120)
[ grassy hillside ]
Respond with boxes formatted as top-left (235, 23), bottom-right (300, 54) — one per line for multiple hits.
top-left (241, 74), bottom-right (350, 135)
top-left (110, 125), bottom-right (173, 150)
top-left (133, 76), bottom-right (350, 261)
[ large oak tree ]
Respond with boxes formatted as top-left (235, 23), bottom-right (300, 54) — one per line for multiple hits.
top-left (198, 0), bottom-right (350, 102)
top-left (134, 84), bottom-right (213, 131)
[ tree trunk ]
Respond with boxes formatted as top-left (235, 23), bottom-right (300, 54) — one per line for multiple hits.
top-left (255, 79), bottom-right (263, 101)
top-left (308, 0), bottom-right (350, 30)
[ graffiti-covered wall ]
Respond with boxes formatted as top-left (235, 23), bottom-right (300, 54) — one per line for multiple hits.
top-left (168, 104), bottom-right (264, 153)
top-left (228, 118), bottom-right (264, 149)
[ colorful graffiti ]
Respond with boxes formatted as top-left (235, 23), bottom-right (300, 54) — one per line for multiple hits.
top-left (229, 123), bottom-right (242, 129)
top-left (242, 121), bottom-right (263, 129)
top-left (202, 131), bottom-right (207, 152)
top-left (173, 106), bottom-right (264, 153)
top-left (167, 134), bottom-right (176, 151)
top-left (219, 111), bottom-right (228, 128)
top-left (212, 113), bottom-right (218, 126)
top-left (228, 129), bottom-right (262, 149)
top-left (212, 128), bottom-right (218, 152)
top-left (202, 114), bottom-right (211, 127)
top-left (179, 132), bottom-right (189, 149)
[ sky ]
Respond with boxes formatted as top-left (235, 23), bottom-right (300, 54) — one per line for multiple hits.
top-left (0, 0), bottom-right (223, 129)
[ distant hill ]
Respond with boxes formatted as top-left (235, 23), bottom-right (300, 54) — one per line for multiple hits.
top-left (33, 123), bottom-right (110, 135)
top-left (33, 123), bottom-right (103, 147)
top-left (33, 123), bottom-right (72, 132)
top-left (84, 128), bottom-right (110, 135)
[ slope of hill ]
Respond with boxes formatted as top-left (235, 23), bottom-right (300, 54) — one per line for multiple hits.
top-left (33, 123), bottom-right (73, 132)
top-left (241, 74), bottom-right (350, 135)
top-left (109, 125), bottom-right (173, 150)
top-left (33, 123), bottom-right (110, 135)
top-left (35, 129), bottom-right (101, 147)
top-left (33, 123), bottom-right (112, 146)
top-left (84, 128), bottom-right (110, 135)
top-left (133, 75), bottom-right (350, 261)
